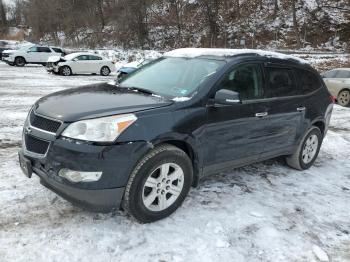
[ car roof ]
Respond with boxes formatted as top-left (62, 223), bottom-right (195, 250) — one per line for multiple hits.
top-left (164, 48), bottom-right (308, 64)
top-left (64, 52), bottom-right (102, 60)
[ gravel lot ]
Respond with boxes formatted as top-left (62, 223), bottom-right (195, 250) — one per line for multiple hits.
top-left (0, 62), bottom-right (349, 262)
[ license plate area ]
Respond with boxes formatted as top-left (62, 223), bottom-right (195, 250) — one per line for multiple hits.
top-left (19, 153), bottom-right (33, 178)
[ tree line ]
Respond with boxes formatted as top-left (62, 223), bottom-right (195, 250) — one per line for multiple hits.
top-left (0, 0), bottom-right (349, 50)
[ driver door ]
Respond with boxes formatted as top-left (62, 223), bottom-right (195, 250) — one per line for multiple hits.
top-left (72, 55), bottom-right (90, 73)
top-left (202, 62), bottom-right (269, 175)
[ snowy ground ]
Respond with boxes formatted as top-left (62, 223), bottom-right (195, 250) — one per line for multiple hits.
top-left (0, 61), bottom-right (349, 262)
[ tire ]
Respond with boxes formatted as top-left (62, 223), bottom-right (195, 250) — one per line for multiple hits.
top-left (60, 66), bottom-right (72, 76)
top-left (100, 66), bottom-right (111, 76)
top-left (337, 89), bottom-right (350, 107)
top-left (123, 144), bottom-right (193, 223)
top-left (286, 126), bottom-right (322, 170)
top-left (15, 57), bottom-right (26, 67)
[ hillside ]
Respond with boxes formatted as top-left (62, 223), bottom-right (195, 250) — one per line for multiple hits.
top-left (0, 0), bottom-right (349, 51)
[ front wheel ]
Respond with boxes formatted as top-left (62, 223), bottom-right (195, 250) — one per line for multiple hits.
top-left (15, 57), bottom-right (26, 67)
top-left (100, 66), bottom-right (111, 76)
top-left (123, 144), bottom-right (193, 223)
top-left (286, 126), bottom-right (322, 170)
top-left (60, 66), bottom-right (72, 76)
top-left (337, 89), bottom-right (350, 107)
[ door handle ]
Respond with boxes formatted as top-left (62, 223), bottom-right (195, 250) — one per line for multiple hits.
top-left (255, 112), bottom-right (268, 118)
top-left (297, 107), bottom-right (306, 112)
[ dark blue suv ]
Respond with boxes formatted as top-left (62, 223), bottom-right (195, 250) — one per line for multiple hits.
top-left (19, 48), bottom-right (334, 223)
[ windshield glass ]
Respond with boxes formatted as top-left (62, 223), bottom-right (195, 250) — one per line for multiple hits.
top-left (119, 57), bottom-right (225, 98)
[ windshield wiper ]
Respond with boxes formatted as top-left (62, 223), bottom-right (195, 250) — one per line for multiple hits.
top-left (127, 86), bottom-right (154, 95)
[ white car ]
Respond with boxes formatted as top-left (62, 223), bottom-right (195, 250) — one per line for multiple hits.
top-left (322, 68), bottom-right (350, 107)
top-left (2, 45), bottom-right (64, 67)
top-left (47, 52), bottom-right (114, 76)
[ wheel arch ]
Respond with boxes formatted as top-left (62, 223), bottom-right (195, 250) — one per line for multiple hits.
top-left (15, 56), bottom-right (26, 64)
top-left (59, 65), bottom-right (72, 74)
top-left (151, 139), bottom-right (200, 187)
top-left (312, 120), bottom-right (326, 136)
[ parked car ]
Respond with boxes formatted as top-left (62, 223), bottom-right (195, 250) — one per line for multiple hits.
top-left (2, 45), bottom-right (64, 66)
top-left (19, 48), bottom-right (333, 223)
top-left (47, 52), bottom-right (114, 76)
top-left (117, 58), bottom-right (154, 78)
top-left (322, 68), bottom-right (350, 107)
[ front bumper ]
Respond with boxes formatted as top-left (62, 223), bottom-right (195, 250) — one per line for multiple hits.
top-left (19, 136), bottom-right (150, 212)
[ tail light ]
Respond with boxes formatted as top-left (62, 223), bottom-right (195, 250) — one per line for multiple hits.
top-left (330, 95), bottom-right (336, 104)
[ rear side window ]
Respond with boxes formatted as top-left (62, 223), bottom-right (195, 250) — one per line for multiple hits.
top-left (37, 47), bottom-right (51, 53)
top-left (335, 70), bottom-right (350, 78)
top-left (52, 48), bottom-right (63, 53)
top-left (265, 67), bottom-right (297, 98)
top-left (219, 64), bottom-right (263, 100)
top-left (298, 69), bottom-right (322, 94)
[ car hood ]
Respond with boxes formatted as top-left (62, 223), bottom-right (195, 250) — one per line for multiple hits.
top-left (2, 49), bottom-right (15, 54)
top-left (34, 83), bottom-right (174, 122)
top-left (47, 56), bottom-right (65, 63)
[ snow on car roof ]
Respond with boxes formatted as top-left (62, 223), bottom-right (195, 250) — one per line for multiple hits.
top-left (164, 48), bottom-right (308, 64)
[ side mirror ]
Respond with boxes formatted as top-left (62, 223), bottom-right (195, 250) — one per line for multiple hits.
top-left (214, 89), bottom-right (240, 105)
top-left (72, 58), bottom-right (78, 61)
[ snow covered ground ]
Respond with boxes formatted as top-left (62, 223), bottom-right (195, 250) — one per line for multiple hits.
top-left (0, 61), bottom-right (349, 262)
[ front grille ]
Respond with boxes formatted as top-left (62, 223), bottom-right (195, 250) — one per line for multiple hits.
top-left (25, 134), bottom-right (50, 155)
top-left (2, 53), bottom-right (9, 58)
top-left (30, 110), bottom-right (61, 133)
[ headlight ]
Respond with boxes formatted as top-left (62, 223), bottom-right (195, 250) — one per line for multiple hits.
top-left (62, 114), bottom-right (137, 142)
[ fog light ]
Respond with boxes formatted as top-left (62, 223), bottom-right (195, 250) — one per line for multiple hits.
top-left (58, 169), bottom-right (102, 183)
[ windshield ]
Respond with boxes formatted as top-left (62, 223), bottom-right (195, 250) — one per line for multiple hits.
top-left (119, 57), bottom-right (225, 98)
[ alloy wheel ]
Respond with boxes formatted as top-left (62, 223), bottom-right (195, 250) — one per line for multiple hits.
top-left (338, 90), bottom-right (350, 107)
top-left (62, 67), bottom-right (71, 76)
top-left (101, 67), bottom-right (110, 76)
top-left (142, 163), bottom-right (184, 212)
top-left (301, 134), bottom-right (319, 164)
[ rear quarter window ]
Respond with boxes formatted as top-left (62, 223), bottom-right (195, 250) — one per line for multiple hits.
top-left (265, 67), bottom-right (297, 98)
top-left (297, 69), bottom-right (322, 94)
top-left (335, 70), bottom-right (350, 78)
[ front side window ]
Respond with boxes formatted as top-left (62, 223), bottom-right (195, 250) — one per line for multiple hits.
top-left (120, 57), bottom-right (225, 98)
top-left (28, 46), bottom-right (38, 52)
top-left (323, 70), bottom-right (337, 78)
top-left (298, 69), bottom-right (322, 94)
top-left (219, 64), bottom-right (263, 100)
top-left (265, 67), bottom-right (297, 98)
top-left (89, 55), bottom-right (102, 60)
top-left (76, 55), bottom-right (89, 61)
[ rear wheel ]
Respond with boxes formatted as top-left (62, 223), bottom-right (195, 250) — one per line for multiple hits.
top-left (123, 144), bottom-right (193, 223)
top-left (15, 57), bottom-right (26, 67)
top-left (60, 66), bottom-right (72, 76)
top-left (286, 126), bottom-right (322, 170)
top-left (100, 66), bottom-right (111, 76)
top-left (337, 89), bottom-right (350, 107)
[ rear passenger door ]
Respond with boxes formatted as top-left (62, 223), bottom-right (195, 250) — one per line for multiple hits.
top-left (255, 65), bottom-right (304, 157)
top-left (37, 47), bottom-right (52, 63)
top-left (88, 55), bottom-right (103, 73)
